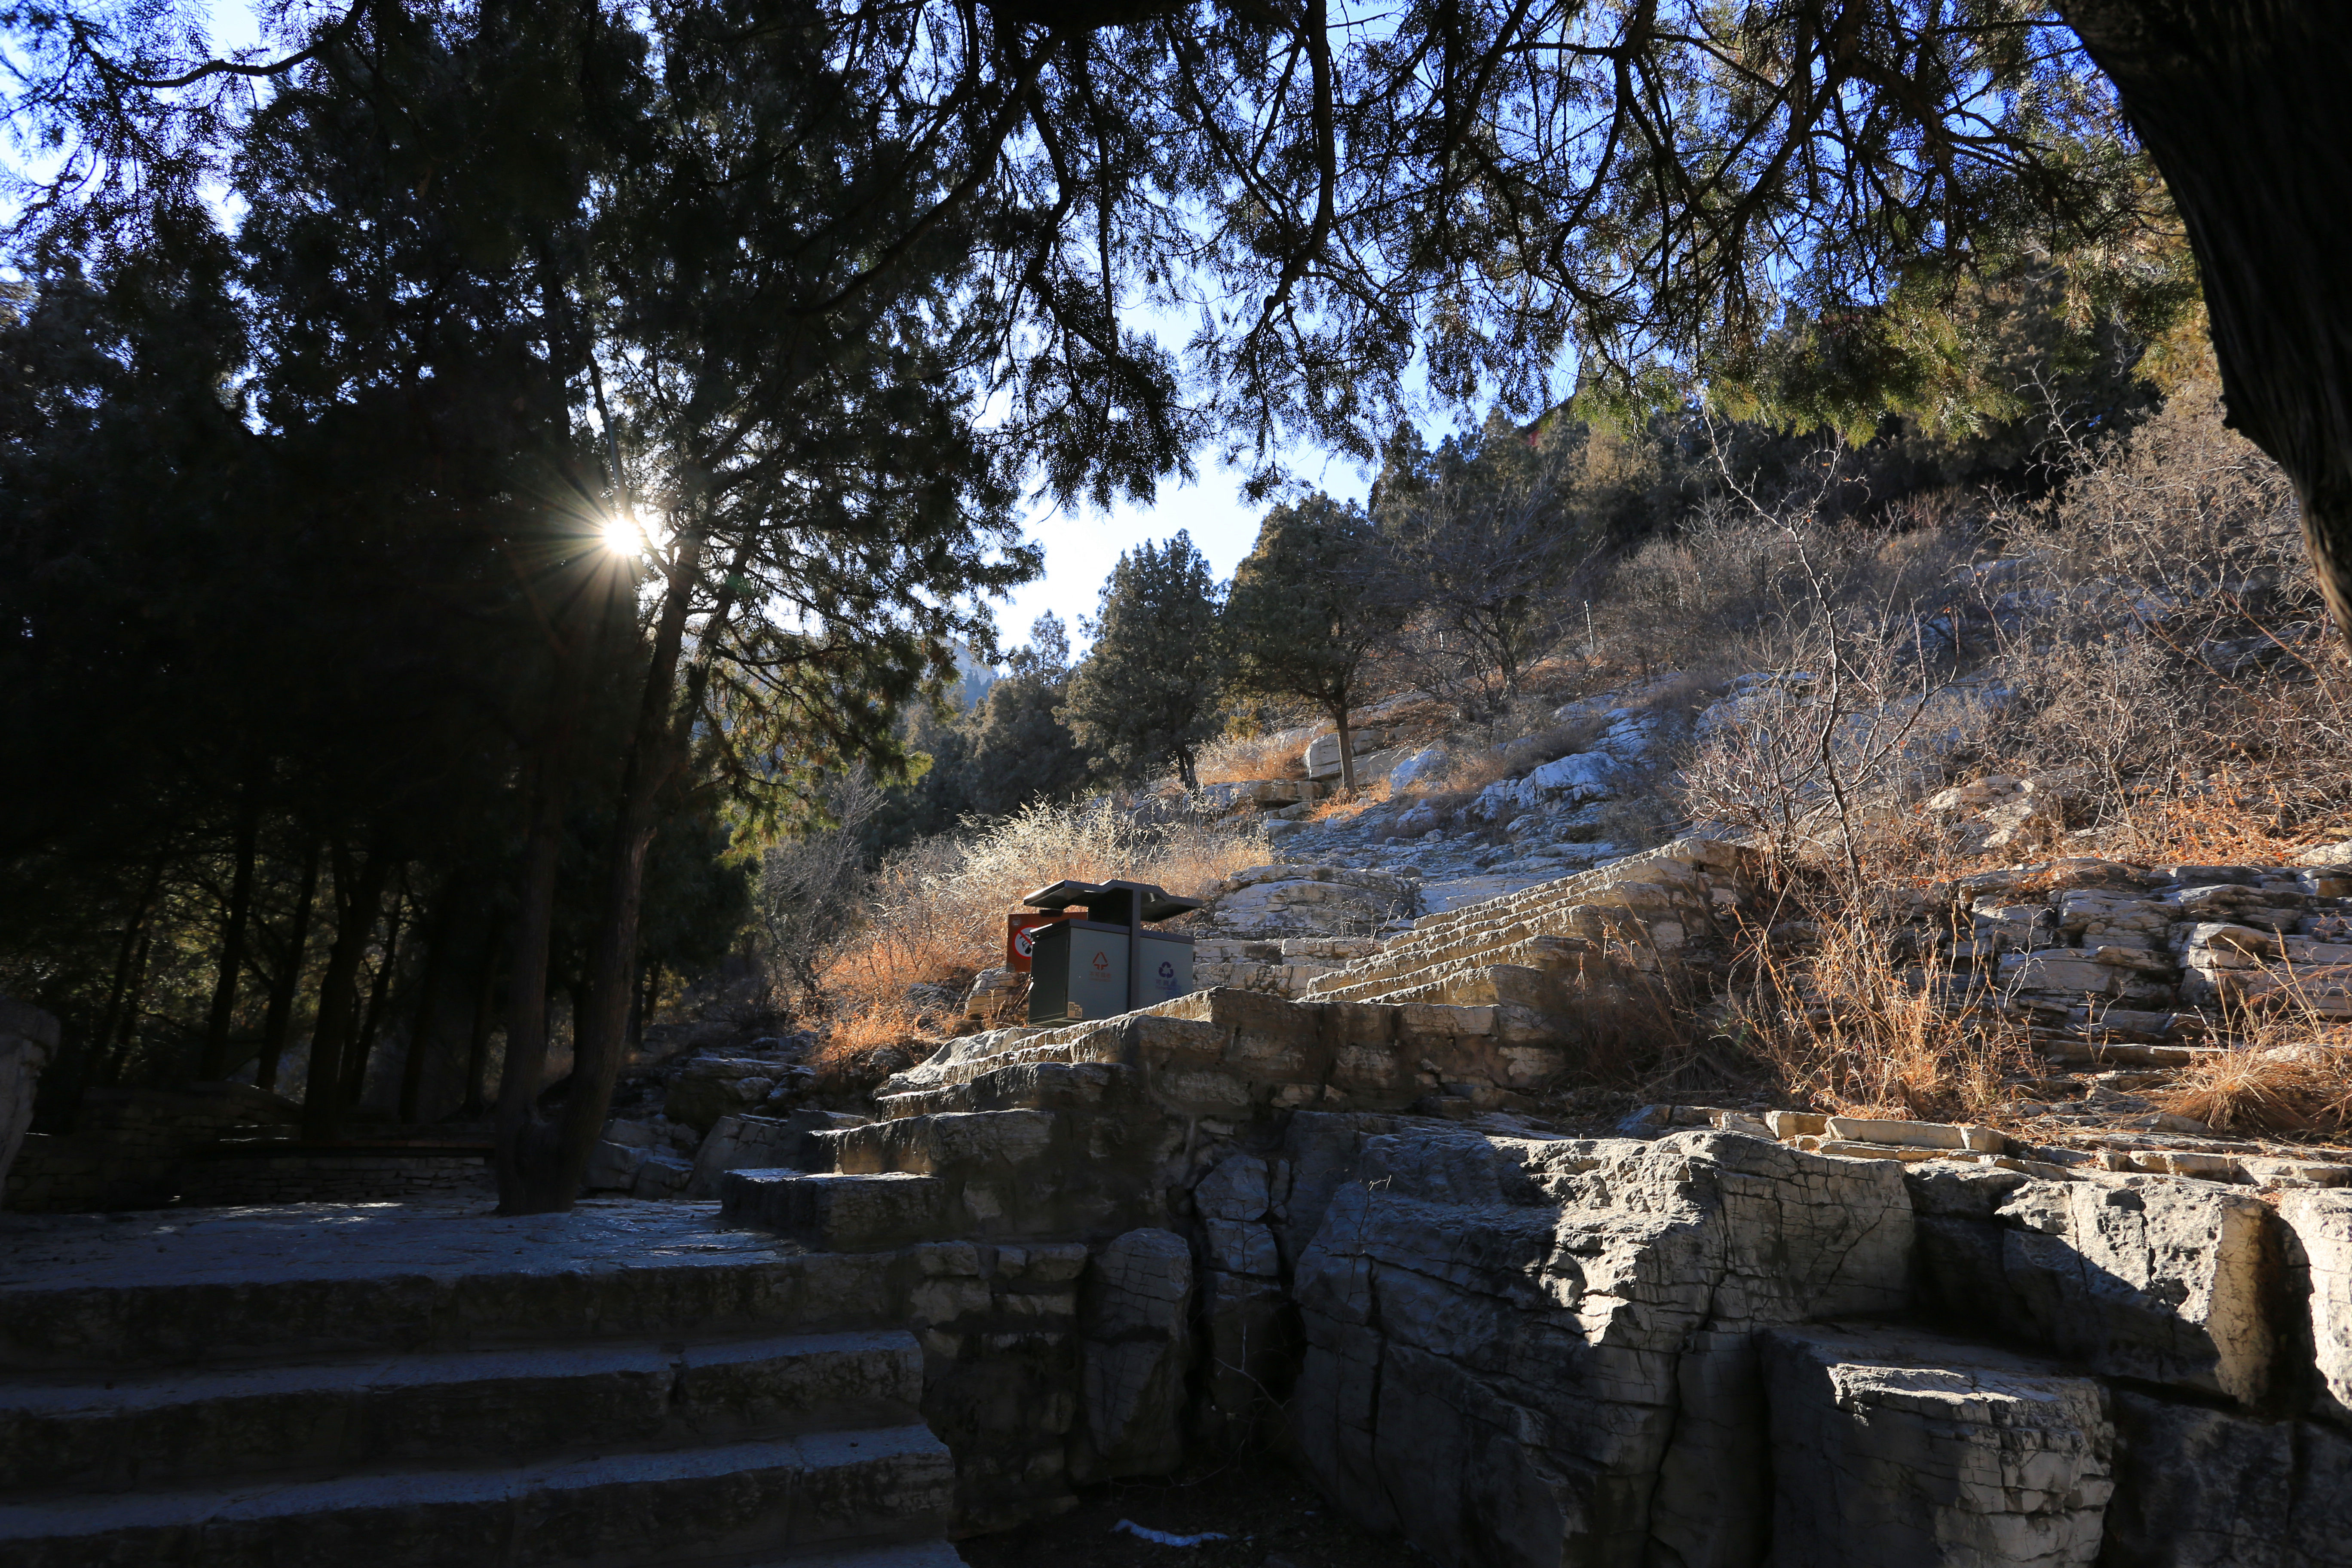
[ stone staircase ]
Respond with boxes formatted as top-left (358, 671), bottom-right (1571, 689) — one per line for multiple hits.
top-left (725, 1041), bottom-right (1185, 1252)
top-left (0, 1206), bottom-right (963, 1567)
top-left (1300, 836), bottom-right (1757, 1008)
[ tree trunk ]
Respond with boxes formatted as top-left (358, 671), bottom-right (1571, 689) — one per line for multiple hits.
top-left (492, 773), bottom-right (575, 1208)
top-left (2058, 1), bottom-right (2352, 626)
top-left (1176, 748), bottom-right (1199, 793)
top-left (1333, 701), bottom-right (1357, 794)
top-left (199, 790), bottom-right (260, 1079)
top-left (301, 838), bottom-right (394, 1142)
top-left (503, 529), bottom-right (756, 1213)
top-left (398, 888), bottom-right (460, 1122)
top-left (461, 947), bottom-right (499, 1120)
top-left (88, 859), bottom-right (165, 1094)
top-left (95, 925), bottom-right (156, 1087)
top-left (344, 884), bottom-right (408, 1111)
top-left (631, 960), bottom-right (664, 1050)
top-left (257, 838), bottom-right (322, 1094)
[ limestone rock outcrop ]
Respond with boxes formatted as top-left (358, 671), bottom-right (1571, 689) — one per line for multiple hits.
top-left (1074, 1227), bottom-right (1193, 1479)
top-left (1912, 1169), bottom-right (2278, 1404)
top-left (1282, 1125), bottom-right (1912, 1568)
top-left (1763, 1324), bottom-right (2113, 1568)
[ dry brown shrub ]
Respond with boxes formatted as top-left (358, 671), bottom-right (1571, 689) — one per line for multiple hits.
top-left (1304, 780), bottom-right (1387, 818)
top-left (807, 999), bottom-right (931, 1092)
top-left (2156, 1041), bottom-right (2352, 1137)
top-left (1719, 901), bottom-right (2033, 1124)
top-left (817, 798), bottom-right (1270, 1043)
top-left (1195, 729), bottom-right (1309, 784)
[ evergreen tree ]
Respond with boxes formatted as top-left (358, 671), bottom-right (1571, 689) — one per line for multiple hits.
top-left (1064, 534), bottom-right (1226, 791)
top-left (1224, 499), bottom-right (1407, 794)
top-left (964, 614), bottom-right (1090, 817)
top-left (1375, 413), bottom-right (1623, 720)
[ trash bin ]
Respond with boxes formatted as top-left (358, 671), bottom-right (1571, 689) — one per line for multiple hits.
top-left (1020, 879), bottom-right (1204, 1023)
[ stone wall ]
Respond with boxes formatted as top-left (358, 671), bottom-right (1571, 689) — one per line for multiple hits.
top-left (1212, 1117), bottom-right (2352, 1568)
top-left (174, 1149), bottom-right (495, 1207)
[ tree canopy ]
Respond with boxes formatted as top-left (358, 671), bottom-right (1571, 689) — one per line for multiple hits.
top-left (1064, 532), bottom-right (1225, 790)
top-left (9, 0), bottom-right (2345, 1213)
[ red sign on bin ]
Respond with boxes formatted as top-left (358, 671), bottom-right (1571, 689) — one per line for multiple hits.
top-left (1005, 911), bottom-right (1073, 972)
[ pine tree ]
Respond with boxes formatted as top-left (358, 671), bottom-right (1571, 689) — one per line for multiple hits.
top-left (1063, 535), bottom-right (1226, 792)
top-left (1223, 500), bottom-right (1407, 795)
top-left (967, 614), bottom-right (1092, 815)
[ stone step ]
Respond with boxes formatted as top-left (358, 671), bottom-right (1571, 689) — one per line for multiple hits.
top-left (1304, 892), bottom-right (1644, 992)
top-left (874, 1061), bottom-right (1134, 1124)
top-left (0, 1205), bottom-right (899, 1373)
top-left (0, 1424), bottom-right (954, 1568)
top-left (827, 1112), bottom-right (1063, 1183)
top-left (1336, 871), bottom-right (1675, 955)
top-left (721, 1173), bottom-right (954, 1252)
top-left (732, 1095), bottom-right (1176, 1249)
top-left (0, 1329), bottom-right (923, 1495)
top-left (1305, 935), bottom-right (1598, 1004)
top-left (814, 1102), bottom-right (1170, 1244)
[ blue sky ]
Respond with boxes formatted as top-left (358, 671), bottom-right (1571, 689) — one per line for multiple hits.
top-left (999, 455), bottom-right (1370, 660)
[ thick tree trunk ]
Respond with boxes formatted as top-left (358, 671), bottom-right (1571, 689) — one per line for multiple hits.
top-left (498, 529), bottom-right (757, 1214)
top-left (300, 840), bottom-right (394, 1142)
top-left (199, 791), bottom-right (260, 1079)
top-left (94, 926), bottom-right (155, 1087)
top-left (257, 838), bottom-right (322, 1094)
top-left (493, 776), bottom-right (576, 1208)
top-left (398, 889), bottom-right (459, 1122)
top-left (89, 860), bottom-right (164, 1092)
top-left (461, 948), bottom-right (499, 1120)
top-left (344, 885), bottom-right (407, 1110)
top-left (2058, 1), bottom-right (2352, 625)
top-left (536, 535), bottom-right (729, 1213)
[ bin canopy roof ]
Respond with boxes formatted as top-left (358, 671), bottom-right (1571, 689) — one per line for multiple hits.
top-left (1021, 878), bottom-right (1204, 924)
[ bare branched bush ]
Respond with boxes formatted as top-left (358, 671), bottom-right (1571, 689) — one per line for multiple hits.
top-left (1670, 439), bottom-right (1987, 881)
top-left (1978, 380), bottom-right (2352, 848)
top-left (756, 767), bottom-right (884, 1010)
top-left (1718, 900), bottom-right (2032, 1123)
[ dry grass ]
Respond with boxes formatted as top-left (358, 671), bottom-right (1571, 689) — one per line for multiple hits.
top-left (812, 799), bottom-right (1271, 1071)
top-left (2157, 1041), bottom-right (2352, 1138)
top-left (1716, 900), bottom-right (2034, 1124)
top-left (1195, 729), bottom-right (1311, 785)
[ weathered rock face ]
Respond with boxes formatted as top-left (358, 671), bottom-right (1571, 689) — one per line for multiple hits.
top-left (1763, 1325), bottom-right (2113, 1568)
top-left (1912, 1170), bottom-right (2278, 1404)
top-left (2281, 1191), bottom-right (2352, 1426)
top-left (2102, 1391), bottom-right (2352, 1568)
top-left (0, 1001), bottom-right (59, 1189)
top-left (662, 1057), bottom-right (786, 1132)
top-left (1282, 1127), bottom-right (1913, 1568)
top-left (1073, 1227), bottom-right (1193, 1479)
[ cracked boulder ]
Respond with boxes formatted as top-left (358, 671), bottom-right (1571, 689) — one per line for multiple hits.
top-left (1914, 1173), bottom-right (2278, 1406)
top-left (1763, 1323), bottom-right (2113, 1568)
top-left (1073, 1227), bottom-right (1193, 1480)
top-left (1285, 1127), bottom-right (1912, 1568)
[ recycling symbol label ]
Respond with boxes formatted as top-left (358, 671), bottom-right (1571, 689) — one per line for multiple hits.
top-left (1158, 961), bottom-right (1175, 978)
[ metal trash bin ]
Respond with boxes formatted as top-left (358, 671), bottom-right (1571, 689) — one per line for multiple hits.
top-left (1020, 879), bottom-right (1204, 1023)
